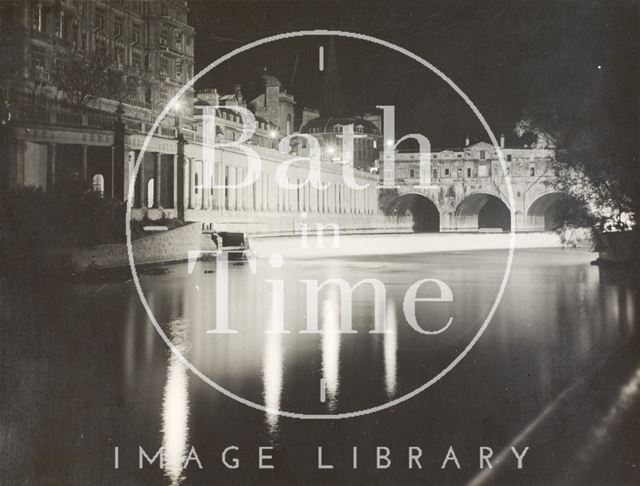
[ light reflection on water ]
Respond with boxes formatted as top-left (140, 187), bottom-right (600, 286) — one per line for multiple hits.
top-left (3, 248), bottom-right (640, 485)
top-left (321, 288), bottom-right (341, 410)
top-left (384, 300), bottom-right (398, 398)
top-left (141, 249), bottom-right (630, 421)
top-left (161, 320), bottom-right (190, 486)
top-left (262, 332), bottom-right (283, 434)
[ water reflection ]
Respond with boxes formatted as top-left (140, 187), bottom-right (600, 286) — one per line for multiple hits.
top-left (576, 364), bottom-right (640, 467)
top-left (262, 331), bottom-right (283, 434)
top-left (161, 320), bottom-right (190, 486)
top-left (383, 300), bottom-right (398, 397)
top-left (321, 287), bottom-right (341, 410)
top-left (4, 248), bottom-right (640, 485)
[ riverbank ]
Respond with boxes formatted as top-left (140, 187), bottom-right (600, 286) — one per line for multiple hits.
top-left (248, 231), bottom-right (567, 259)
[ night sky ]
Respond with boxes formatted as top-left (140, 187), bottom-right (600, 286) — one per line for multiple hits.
top-left (188, 0), bottom-right (639, 149)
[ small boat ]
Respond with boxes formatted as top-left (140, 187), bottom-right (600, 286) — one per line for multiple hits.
top-left (212, 231), bottom-right (249, 262)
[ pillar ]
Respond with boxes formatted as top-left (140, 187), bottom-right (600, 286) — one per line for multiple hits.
top-left (81, 145), bottom-right (88, 182)
top-left (46, 142), bottom-right (56, 191)
top-left (187, 158), bottom-right (194, 209)
top-left (201, 159), bottom-right (209, 210)
top-left (110, 145), bottom-right (115, 199)
top-left (172, 154), bottom-right (178, 210)
top-left (137, 152), bottom-right (145, 208)
top-left (154, 152), bottom-right (162, 208)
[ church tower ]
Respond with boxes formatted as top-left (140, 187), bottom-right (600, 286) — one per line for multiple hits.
top-left (320, 37), bottom-right (345, 117)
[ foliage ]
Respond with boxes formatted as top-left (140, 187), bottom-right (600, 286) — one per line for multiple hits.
top-left (0, 182), bottom-right (187, 277)
top-left (378, 188), bottom-right (399, 216)
top-left (52, 49), bottom-right (145, 109)
top-left (51, 49), bottom-right (112, 108)
top-left (103, 66), bottom-right (145, 105)
top-left (0, 183), bottom-right (126, 277)
top-left (550, 162), bottom-right (633, 232)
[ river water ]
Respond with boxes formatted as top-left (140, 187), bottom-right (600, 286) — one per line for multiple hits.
top-left (1, 245), bottom-right (639, 485)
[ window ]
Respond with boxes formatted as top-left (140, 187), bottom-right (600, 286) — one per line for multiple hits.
top-left (480, 150), bottom-right (486, 160)
top-left (457, 168), bottom-right (463, 178)
top-left (114, 17), bottom-right (123, 38)
top-left (175, 30), bottom-right (182, 47)
top-left (132, 50), bottom-right (142, 67)
top-left (160, 26), bottom-right (169, 46)
top-left (529, 166), bottom-right (536, 176)
top-left (95, 8), bottom-right (105, 30)
top-left (467, 167), bottom-right (472, 177)
top-left (161, 3), bottom-right (168, 16)
top-left (194, 173), bottom-right (199, 194)
top-left (92, 174), bottom-right (105, 195)
top-left (32, 46), bottom-right (46, 71)
top-left (409, 169), bottom-right (415, 178)
top-left (133, 24), bottom-right (141, 44)
top-left (506, 154), bottom-right (512, 162)
top-left (116, 46), bottom-right (126, 65)
top-left (32, 4), bottom-right (42, 32)
top-left (444, 168), bottom-right (450, 177)
top-left (96, 38), bottom-right (108, 57)
top-left (54, 10), bottom-right (64, 38)
top-left (433, 168), bottom-right (438, 179)
top-left (176, 59), bottom-right (182, 80)
top-left (160, 55), bottom-right (168, 74)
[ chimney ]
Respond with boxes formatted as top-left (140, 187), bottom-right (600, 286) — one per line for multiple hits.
top-left (500, 133), bottom-right (505, 148)
top-left (465, 135), bottom-right (470, 147)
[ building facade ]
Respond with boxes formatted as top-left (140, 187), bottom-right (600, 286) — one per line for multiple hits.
top-left (390, 138), bottom-right (560, 232)
top-left (298, 114), bottom-right (382, 170)
top-left (0, 0), bottom-right (195, 116)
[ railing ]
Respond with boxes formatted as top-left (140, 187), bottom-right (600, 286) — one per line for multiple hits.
top-left (9, 98), bottom-right (182, 137)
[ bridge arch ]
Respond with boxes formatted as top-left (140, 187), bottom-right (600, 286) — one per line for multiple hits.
top-left (392, 193), bottom-right (440, 232)
top-left (455, 192), bottom-right (511, 232)
top-left (526, 191), bottom-right (564, 231)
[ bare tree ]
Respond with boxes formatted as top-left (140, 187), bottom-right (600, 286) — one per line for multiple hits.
top-left (52, 49), bottom-right (112, 109)
top-left (103, 66), bottom-right (145, 106)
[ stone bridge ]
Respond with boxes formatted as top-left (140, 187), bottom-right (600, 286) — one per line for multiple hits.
top-left (390, 173), bottom-right (562, 232)
top-left (388, 143), bottom-right (563, 232)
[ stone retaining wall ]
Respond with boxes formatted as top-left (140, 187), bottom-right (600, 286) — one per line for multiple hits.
top-left (53, 223), bottom-right (202, 272)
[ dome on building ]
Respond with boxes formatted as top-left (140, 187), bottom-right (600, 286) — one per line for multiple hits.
top-left (260, 72), bottom-right (282, 88)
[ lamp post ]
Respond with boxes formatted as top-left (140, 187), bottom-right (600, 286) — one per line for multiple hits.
top-left (174, 100), bottom-right (187, 221)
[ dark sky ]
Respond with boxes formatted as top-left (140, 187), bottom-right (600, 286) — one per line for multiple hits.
top-left (188, 0), bottom-right (639, 148)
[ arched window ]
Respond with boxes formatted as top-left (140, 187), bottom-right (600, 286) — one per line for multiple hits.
top-left (92, 174), bottom-right (105, 196)
top-left (147, 178), bottom-right (154, 207)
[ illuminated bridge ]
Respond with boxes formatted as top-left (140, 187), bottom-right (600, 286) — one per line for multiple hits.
top-left (389, 141), bottom-right (563, 233)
